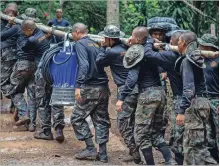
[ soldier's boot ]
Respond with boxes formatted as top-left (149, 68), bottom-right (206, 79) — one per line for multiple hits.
top-left (141, 147), bottom-right (155, 165)
top-left (75, 148), bottom-right (97, 160)
top-left (28, 123), bottom-right (36, 132)
top-left (55, 126), bottom-right (64, 143)
top-left (9, 106), bottom-right (15, 114)
top-left (34, 129), bottom-right (54, 140)
top-left (158, 142), bottom-right (175, 165)
top-left (122, 154), bottom-right (133, 162)
top-left (75, 138), bottom-right (97, 160)
top-left (131, 149), bottom-right (142, 164)
top-left (15, 116), bottom-right (30, 126)
top-left (13, 109), bottom-right (19, 122)
top-left (97, 143), bottom-right (108, 163)
top-left (175, 153), bottom-right (184, 165)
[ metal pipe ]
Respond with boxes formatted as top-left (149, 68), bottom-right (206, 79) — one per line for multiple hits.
top-left (0, 12), bottom-right (128, 43)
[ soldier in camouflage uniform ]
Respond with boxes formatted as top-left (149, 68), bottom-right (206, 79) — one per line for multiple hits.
top-left (70, 23), bottom-right (110, 163)
top-left (116, 27), bottom-right (173, 165)
top-left (96, 25), bottom-right (141, 164)
top-left (198, 34), bottom-right (219, 163)
top-left (176, 31), bottom-right (217, 165)
top-left (0, 3), bottom-right (18, 113)
top-left (34, 63), bottom-right (65, 142)
top-left (148, 24), bottom-right (169, 138)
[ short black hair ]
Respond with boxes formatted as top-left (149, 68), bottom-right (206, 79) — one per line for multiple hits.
top-left (180, 31), bottom-right (197, 45)
top-left (133, 26), bottom-right (149, 41)
top-left (171, 31), bottom-right (183, 45)
top-left (72, 22), bottom-right (88, 34)
top-left (21, 19), bottom-right (36, 30)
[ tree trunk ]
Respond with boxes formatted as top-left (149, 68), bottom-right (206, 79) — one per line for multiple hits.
top-left (193, 1), bottom-right (202, 35)
top-left (106, 0), bottom-right (120, 28)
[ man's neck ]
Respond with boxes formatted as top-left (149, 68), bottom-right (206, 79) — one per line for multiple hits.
top-left (56, 17), bottom-right (62, 22)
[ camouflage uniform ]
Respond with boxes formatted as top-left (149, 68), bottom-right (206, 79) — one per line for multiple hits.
top-left (71, 85), bottom-right (110, 144)
top-left (169, 96), bottom-right (184, 164)
top-left (7, 60), bottom-right (37, 120)
top-left (134, 87), bottom-right (167, 150)
top-left (198, 34), bottom-right (219, 162)
top-left (1, 48), bottom-right (17, 96)
top-left (183, 97), bottom-right (217, 165)
top-left (117, 85), bottom-right (138, 155)
top-left (35, 66), bottom-right (65, 130)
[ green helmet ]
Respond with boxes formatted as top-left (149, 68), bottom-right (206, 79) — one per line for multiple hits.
top-left (25, 8), bottom-right (36, 18)
top-left (20, 8), bottom-right (41, 23)
top-left (198, 34), bottom-right (219, 50)
top-left (98, 25), bottom-right (125, 38)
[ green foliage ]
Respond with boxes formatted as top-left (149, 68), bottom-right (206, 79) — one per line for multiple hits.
top-left (1, 0), bottom-right (218, 37)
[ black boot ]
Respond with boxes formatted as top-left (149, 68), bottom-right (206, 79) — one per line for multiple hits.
top-left (34, 129), bottom-right (54, 140)
top-left (158, 142), bottom-right (174, 165)
top-left (141, 147), bottom-right (155, 165)
top-left (55, 126), bottom-right (64, 143)
top-left (97, 143), bottom-right (108, 163)
top-left (175, 153), bottom-right (184, 165)
top-left (130, 148), bottom-right (142, 164)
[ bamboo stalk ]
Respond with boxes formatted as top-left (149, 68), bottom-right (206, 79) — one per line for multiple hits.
top-left (0, 12), bottom-right (128, 43)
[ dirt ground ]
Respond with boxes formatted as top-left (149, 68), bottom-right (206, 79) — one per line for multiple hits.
top-left (0, 76), bottom-right (172, 165)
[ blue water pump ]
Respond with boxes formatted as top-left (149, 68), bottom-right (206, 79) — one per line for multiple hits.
top-left (49, 34), bottom-right (78, 106)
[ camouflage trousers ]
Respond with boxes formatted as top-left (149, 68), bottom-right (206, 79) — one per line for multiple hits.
top-left (206, 97), bottom-right (219, 162)
top-left (35, 69), bottom-right (65, 130)
top-left (169, 96), bottom-right (184, 164)
top-left (71, 85), bottom-right (110, 144)
top-left (183, 97), bottom-right (217, 165)
top-left (6, 60), bottom-right (37, 121)
top-left (0, 48), bottom-right (17, 96)
top-left (134, 86), bottom-right (167, 150)
top-left (117, 86), bottom-right (138, 153)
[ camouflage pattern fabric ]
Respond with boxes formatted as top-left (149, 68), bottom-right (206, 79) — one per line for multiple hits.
top-left (0, 49), bottom-right (17, 96)
top-left (206, 98), bottom-right (219, 162)
top-left (35, 69), bottom-right (65, 130)
top-left (8, 60), bottom-right (37, 119)
top-left (169, 96), bottom-right (184, 164)
top-left (117, 85), bottom-right (138, 154)
top-left (183, 97), bottom-right (217, 165)
top-left (71, 85), bottom-right (110, 144)
top-left (134, 86), bottom-right (167, 150)
top-left (198, 34), bottom-right (219, 50)
top-left (210, 98), bottom-right (219, 151)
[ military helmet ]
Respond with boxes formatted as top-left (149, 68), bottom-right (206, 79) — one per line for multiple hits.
top-left (98, 25), bottom-right (125, 38)
top-left (20, 8), bottom-right (41, 23)
top-left (25, 8), bottom-right (37, 18)
top-left (198, 34), bottom-right (219, 50)
top-left (123, 44), bottom-right (144, 68)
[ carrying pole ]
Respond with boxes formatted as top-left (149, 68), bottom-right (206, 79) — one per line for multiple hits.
top-left (0, 12), bottom-right (128, 43)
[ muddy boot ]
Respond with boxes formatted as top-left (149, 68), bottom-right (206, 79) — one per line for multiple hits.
top-left (141, 147), bottom-right (155, 165)
top-left (122, 154), bottom-right (133, 162)
top-left (15, 116), bottom-right (30, 126)
top-left (55, 127), bottom-right (64, 143)
top-left (28, 123), bottom-right (36, 132)
top-left (97, 143), bottom-right (108, 163)
top-left (75, 148), bottom-right (97, 160)
top-left (175, 153), bottom-right (184, 165)
top-left (34, 129), bottom-right (54, 140)
top-left (131, 149), bottom-right (142, 164)
top-left (13, 109), bottom-right (19, 122)
top-left (158, 142), bottom-right (175, 165)
top-left (9, 106), bottom-right (15, 114)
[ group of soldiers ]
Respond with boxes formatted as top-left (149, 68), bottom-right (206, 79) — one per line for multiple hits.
top-left (1, 2), bottom-right (219, 165)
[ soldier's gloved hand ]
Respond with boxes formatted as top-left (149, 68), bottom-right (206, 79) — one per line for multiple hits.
top-left (116, 100), bottom-right (123, 112)
top-left (75, 88), bottom-right (82, 102)
top-left (176, 114), bottom-right (184, 126)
